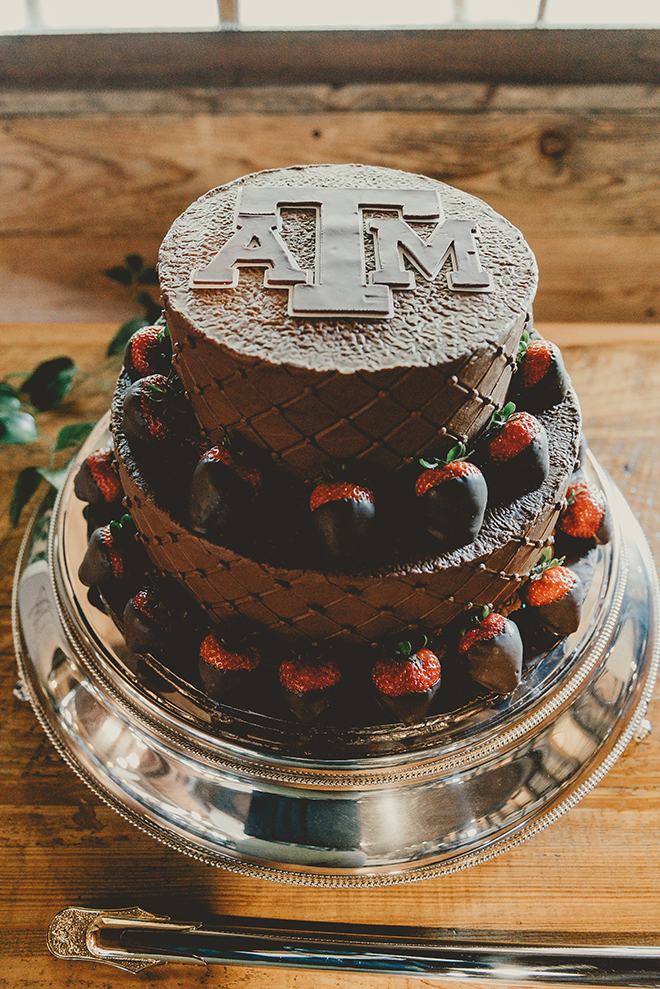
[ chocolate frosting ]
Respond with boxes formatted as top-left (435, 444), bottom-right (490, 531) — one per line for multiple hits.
top-left (160, 164), bottom-right (537, 373)
top-left (112, 373), bottom-right (581, 650)
top-left (109, 164), bottom-right (579, 656)
top-left (159, 165), bottom-right (537, 479)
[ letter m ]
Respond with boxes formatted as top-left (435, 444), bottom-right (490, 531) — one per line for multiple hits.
top-left (368, 215), bottom-right (493, 293)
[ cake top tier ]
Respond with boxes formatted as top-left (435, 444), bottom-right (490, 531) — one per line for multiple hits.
top-left (159, 164), bottom-right (538, 375)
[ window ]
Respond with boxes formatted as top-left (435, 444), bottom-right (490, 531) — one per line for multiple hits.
top-left (2, 0), bottom-right (658, 32)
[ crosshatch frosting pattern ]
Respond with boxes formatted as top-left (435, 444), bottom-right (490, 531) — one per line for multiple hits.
top-left (159, 165), bottom-right (538, 479)
top-left (103, 163), bottom-right (586, 696)
top-left (112, 377), bottom-right (579, 648)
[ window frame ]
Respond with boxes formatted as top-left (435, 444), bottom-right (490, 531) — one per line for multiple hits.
top-left (1, 27), bottom-right (659, 90)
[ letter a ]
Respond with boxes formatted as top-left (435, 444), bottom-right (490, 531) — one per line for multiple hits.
top-left (190, 213), bottom-right (309, 290)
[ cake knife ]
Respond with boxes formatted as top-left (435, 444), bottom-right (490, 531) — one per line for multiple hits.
top-left (47, 905), bottom-right (660, 984)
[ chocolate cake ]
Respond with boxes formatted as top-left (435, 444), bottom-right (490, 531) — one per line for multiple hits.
top-left (76, 164), bottom-right (597, 728)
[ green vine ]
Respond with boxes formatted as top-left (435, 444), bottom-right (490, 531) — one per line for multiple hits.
top-left (6, 254), bottom-right (161, 527)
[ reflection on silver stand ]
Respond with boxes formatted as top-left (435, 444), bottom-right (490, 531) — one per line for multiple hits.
top-left (12, 416), bottom-right (660, 886)
top-left (47, 904), bottom-right (660, 983)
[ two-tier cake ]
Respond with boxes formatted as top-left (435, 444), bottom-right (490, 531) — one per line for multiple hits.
top-left (75, 164), bottom-right (608, 729)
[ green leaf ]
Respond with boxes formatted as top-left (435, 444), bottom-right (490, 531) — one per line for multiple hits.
top-left (37, 466), bottom-right (70, 491)
top-left (489, 401), bottom-right (517, 432)
top-left (136, 291), bottom-right (162, 323)
top-left (446, 442), bottom-right (467, 463)
top-left (516, 329), bottom-right (530, 363)
top-left (106, 317), bottom-right (150, 357)
top-left (0, 393), bottom-right (21, 415)
top-left (147, 380), bottom-right (168, 402)
top-left (21, 356), bottom-right (77, 412)
top-left (10, 466), bottom-right (42, 526)
top-left (0, 408), bottom-right (39, 444)
top-left (0, 381), bottom-right (20, 410)
top-left (105, 265), bottom-right (134, 287)
top-left (125, 253), bottom-right (145, 273)
top-left (136, 266), bottom-right (159, 286)
top-left (54, 421), bottom-right (95, 451)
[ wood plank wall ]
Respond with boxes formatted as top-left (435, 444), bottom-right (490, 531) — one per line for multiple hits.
top-left (1, 82), bottom-right (659, 323)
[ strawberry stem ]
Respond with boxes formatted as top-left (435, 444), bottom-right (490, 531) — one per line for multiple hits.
top-left (318, 462), bottom-right (349, 483)
top-left (529, 548), bottom-right (566, 580)
top-left (393, 633), bottom-right (429, 661)
top-left (147, 382), bottom-right (168, 402)
top-left (516, 329), bottom-right (530, 364)
top-left (489, 401), bottom-right (516, 431)
top-left (419, 442), bottom-right (469, 471)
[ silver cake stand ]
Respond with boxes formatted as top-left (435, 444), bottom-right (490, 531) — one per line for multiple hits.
top-left (12, 416), bottom-right (660, 886)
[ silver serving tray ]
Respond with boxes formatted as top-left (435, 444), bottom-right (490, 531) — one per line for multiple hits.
top-left (12, 417), bottom-right (660, 886)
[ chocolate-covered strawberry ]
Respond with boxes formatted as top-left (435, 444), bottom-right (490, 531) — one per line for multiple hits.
top-left (122, 373), bottom-right (174, 443)
top-left (458, 608), bottom-right (523, 695)
top-left (557, 481), bottom-right (613, 545)
top-left (522, 550), bottom-right (583, 637)
top-left (74, 447), bottom-right (122, 505)
top-left (279, 652), bottom-right (342, 723)
top-left (189, 444), bottom-right (261, 539)
top-left (310, 472), bottom-right (375, 558)
top-left (372, 638), bottom-right (442, 724)
top-left (415, 443), bottom-right (487, 548)
top-left (123, 588), bottom-right (175, 659)
top-left (78, 515), bottom-right (137, 588)
top-left (484, 403), bottom-right (549, 499)
top-left (515, 337), bottom-right (570, 412)
top-left (198, 627), bottom-right (262, 701)
top-left (123, 324), bottom-right (171, 380)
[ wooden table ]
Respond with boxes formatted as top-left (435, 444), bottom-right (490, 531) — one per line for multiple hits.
top-left (2, 321), bottom-right (660, 988)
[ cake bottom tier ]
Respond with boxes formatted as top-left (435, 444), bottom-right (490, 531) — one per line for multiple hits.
top-left (111, 378), bottom-right (581, 651)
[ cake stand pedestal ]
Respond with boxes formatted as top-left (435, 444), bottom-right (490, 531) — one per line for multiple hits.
top-left (12, 417), bottom-right (659, 886)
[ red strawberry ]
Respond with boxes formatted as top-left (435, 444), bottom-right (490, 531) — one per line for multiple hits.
top-left (557, 481), bottom-right (612, 544)
top-left (488, 410), bottom-right (544, 460)
top-left (522, 551), bottom-right (583, 636)
top-left (416, 443), bottom-right (487, 548)
top-left (189, 444), bottom-right (262, 539)
top-left (123, 325), bottom-right (172, 380)
top-left (122, 373), bottom-right (173, 443)
top-left (516, 338), bottom-right (570, 412)
top-left (123, 588), bottom-right (175, 659)
top-left (78, 516), bottom-right (136, 587)
top-left (74, 447), bottom-right (122, 505)
top-left (521, 340), bottom-right (552, 388)
top-left (485, 404), bottom-right (549, 499)
top-left (310, 475), bottom-right (375, 558)
top-left (372, 640), bottom-right (442, 724)
top-left (198, 629), bottom-right (262, 701)
top-left (458, 610), bottom-right (523, 695)
top-left (279, 653), bottom-right (342, 723)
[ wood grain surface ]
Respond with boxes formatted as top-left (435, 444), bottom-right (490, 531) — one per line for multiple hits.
top-left (2, 84), bottom-right (659, 324)
top-left (1, 322), bottom-right (660, 988)
top-left (3, 29), bottom-right (660, 90)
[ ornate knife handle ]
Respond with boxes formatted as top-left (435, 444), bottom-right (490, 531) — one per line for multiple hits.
top-left (47, 905), bottom-right (660, 984)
